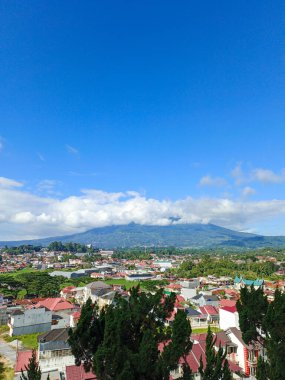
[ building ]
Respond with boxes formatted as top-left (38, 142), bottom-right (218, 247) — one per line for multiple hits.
top-left (65, 364), bottom-right (97, 380)
top-left (38, 328), bottom-right (75, 374)
top-left (125, 273), bottom-right (155, 281)
top-left (74, 281), bottom-right (113, 306)
top-left (225, 327), bottom-right (264, 378)
top-left (34, 298), bottom-right (75, 329)
top-left (191, 293), bottom-right (219, 308)
top-left (219, 305), bottom-right (240, 330)
top-left (8, 307), bottom-right (52, 336)
top-left (234, 276), bottom-right (264, 290)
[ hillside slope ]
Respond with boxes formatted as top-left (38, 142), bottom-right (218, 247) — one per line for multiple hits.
top-left (1, 223), bottom-right (285, 248)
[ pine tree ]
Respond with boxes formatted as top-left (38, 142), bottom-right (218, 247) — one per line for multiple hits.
top-left (20, 350), bottom-right (41, 380)
top-left (256, 357), bottom-right (269, 380)
top-left (221, 359), bottom-right (232, 380)
top-left (199, 326), bottom-right (231, 380)
top-left (69, 286), bottom-right (193, 380)
top-left (237, 287), bottom-right (285, 380)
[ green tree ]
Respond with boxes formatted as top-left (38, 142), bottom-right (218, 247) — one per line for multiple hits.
top-left (69, 287), bottom-right (193, 380)
top-left (199, 326), bottom-right (231, 380)
top-left (237, 287), bottom-right (285, 380)
top-left (20, 350), bottom-right (41, 380)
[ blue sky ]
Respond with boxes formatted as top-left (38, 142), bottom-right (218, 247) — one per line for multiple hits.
top-left (1, 1), bottom-right (285, 240)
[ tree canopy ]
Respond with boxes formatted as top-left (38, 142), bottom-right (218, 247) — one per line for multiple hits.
top-left (20, 350), bottom-right (41, 380)
top-left (68, 287), bottom-right (193, 380)
top-left (237, 286), bottom-right (285, 380)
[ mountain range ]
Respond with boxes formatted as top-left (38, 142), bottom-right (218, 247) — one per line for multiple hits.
top-left (1, 223), bottom-right (285, 249)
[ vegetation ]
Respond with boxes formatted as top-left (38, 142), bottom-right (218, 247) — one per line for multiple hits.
top-left (173, 256), bottom-right (279, 280)
top-left (68, 287), bottom-right (193, 380)
top-left (198, 326), bottom-right (231, 380)
top-left (237, 286), bottom-right (285, 380)
top-left (3, 333), bottom-right (40, 349)
top-left (0, 355), bottom-right (14, 380)
top-left (20, 350), bottom-right (41, 380)
top-left (0, 245), bottom-right (41, 255)
top-left (47, 241), bottom-right (95, 253)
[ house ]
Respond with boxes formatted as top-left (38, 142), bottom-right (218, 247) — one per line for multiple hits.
top-left (8, 307), bottom-right (52, 336)
top-left (180, 279), bottom-right (199, 300)
top-left (170, 338), bottom-right (242, 379)
top-left (14, 350), bottom-right (60, 380)
top-left (185, 307), bottom-right (204, 328)
top-left (34, 298), bottom-right (75, 329)
top-left (219, 304), bottom-right (240, 330)
top-left (191, 293), bottom-right (219, 307)
top-left (234, 276), bottom-right (264, 290)
top-left (38, 328), bottom-right (75, 374)
top-left (198, 305), bottom-right (219, 325)
top-left (66, 364), bottom-right (97, 380)
top-left (75, 281), bottom-right (113, 305)
top-left (60, 286), bottom-right (77, 299)
top-left (225, 327), bottom-right (264, 378)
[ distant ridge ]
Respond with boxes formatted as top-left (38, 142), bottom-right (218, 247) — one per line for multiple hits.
top-left (1, 223), bottom-right (285, 248)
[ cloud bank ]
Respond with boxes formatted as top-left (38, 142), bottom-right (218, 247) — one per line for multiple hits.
top-left (1, 177), bottom-right (285, 240)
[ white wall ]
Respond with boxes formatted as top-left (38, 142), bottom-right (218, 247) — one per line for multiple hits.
top-left (219, 309), bottom-right (239, 330)
top-left (181, 288), bottom-right (196, 300)
top-left (227, 332), bottom-right (246, 373)
top-left (10, 308), bottom-right (52, 336)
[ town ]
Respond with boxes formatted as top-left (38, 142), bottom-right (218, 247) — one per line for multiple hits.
top-left (0, 243), bottom-right (284, 379)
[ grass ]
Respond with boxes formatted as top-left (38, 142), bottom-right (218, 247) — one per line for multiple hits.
top-left (2, 332), bottom-right (40, 349)
top-left (192, 326), bottom-right (222, 334)
top-left (0, 355), bottom-right (14, 380)
top-left (104, 278), bottom-right (140, 290)
top-left (0, 325), bottom-right (9, 335)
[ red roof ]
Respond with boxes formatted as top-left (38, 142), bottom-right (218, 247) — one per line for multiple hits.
top-left (199, 305), bottom-right (219, 316)
top-left (219, 299), bottom-right (236, 308)
top-left (220, 305), bottom-right (237, 313)
top-left (62, 286), bottom-right (76, 294)
top-left (166, 284), bottom-right (182, 290)
top-left (66, 365), bottom-right (97, 380)
top-left (14, 350), bottom-right (34, 373)
top-left (34, 297), bottom-right (74, 312)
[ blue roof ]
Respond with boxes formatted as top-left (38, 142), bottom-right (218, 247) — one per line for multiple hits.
top-left (234, 276), bottom-right (264, 286)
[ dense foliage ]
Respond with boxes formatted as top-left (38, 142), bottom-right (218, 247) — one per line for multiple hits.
top-left (237, 286), bottom-right (285, 380)
top-left (174, 256), bottom-right (279, 280)
top-left (47, 241), bottom-right (94, 253)
top-left (0, 245), bottom-right (42, 255)
top-left (198, 326), bottom-right (232, 380)
top-left (68, 287), bottom-right (193, 380)
top-left (0, 272), bottom-right (61, 298)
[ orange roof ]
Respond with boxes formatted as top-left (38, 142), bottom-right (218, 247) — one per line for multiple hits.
top-left (34, 297), bottom-right (74, 311)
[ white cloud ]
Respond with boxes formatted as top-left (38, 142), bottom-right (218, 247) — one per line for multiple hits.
top-left (199, 175), bottom-right (227, 187)
top-left (1, 179), bottom-right (285, 240)
top-left (36, 180), bottom-right (61, 195)
top-left (252, 168), bottom-right (285, 184)
top-left (66, 144), bottom-right (79, 155)
top-left (242, 186), bottom-right (256, 197)
top-left (231, 163), bottom-right (285, 185)
top-left (0, 177), bottom-right (23, 188)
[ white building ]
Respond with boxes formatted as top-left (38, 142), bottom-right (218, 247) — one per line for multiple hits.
top-left (9, 307), bottom-right (52, 336)
top-left (219, 305), bottom-right (240, 330)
